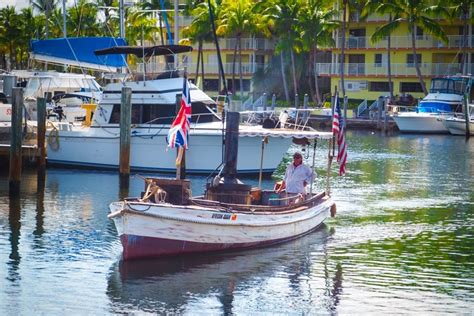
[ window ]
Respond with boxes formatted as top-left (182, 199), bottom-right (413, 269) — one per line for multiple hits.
top-left (227, 79), bottom-right (251, 92)
top-left (406, 54), bottom-right (422, 67)
top-left (369, 82), bottom-right (391, 92)
top-left (400, 82), bottom-right (423, 93)
top-left (415, 27), bottom-right (424, 40)
top-left (203, 79), bottom-right (219, 91)
top-left (374, 54), bottom-right (386, 67)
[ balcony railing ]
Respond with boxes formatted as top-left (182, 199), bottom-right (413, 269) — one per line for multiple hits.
top-left (315, 63), bottom-right (474, 77)
top-left (334, 35), bottom-right (474, 49)
top-left (201, 38), bottom-right (275, 51)
top-left (137, 62), bottom-right (264, 75)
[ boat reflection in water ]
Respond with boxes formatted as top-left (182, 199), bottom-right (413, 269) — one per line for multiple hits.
top-left (106, 225), bottom-right (343, 314)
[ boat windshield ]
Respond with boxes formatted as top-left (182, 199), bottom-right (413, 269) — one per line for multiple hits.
top-left (430, 78), bottom-right (469, 95)
top-left (109, 102), bottom-right (220, 125)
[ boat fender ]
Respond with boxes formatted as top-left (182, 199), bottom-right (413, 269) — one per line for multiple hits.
top-left (330, 203), bottom-right (337, 217)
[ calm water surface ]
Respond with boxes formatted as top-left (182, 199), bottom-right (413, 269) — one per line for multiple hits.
top-left (0, 131), bottom-right (473, 314)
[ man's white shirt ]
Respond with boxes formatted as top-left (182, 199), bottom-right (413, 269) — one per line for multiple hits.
top-left (284, 163), bottom-right (314, 194)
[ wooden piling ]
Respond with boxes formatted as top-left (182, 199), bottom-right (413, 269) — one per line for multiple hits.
top-left (262, 93), bottom-right (267, 111)
top-left (383, 97), bottom-right (388, 134)
top-left (119, 87), bottom-right (132, 177)
top-left (377, 96), bottom-right (383, 129)
top-left (37, 97), bottom-right (47, 173)
top-left (271, 94), bottom-right (276, 110)
top-left (295, 94), bottom-right (299, 108)
top-left (464, 94), bottom-right (470, 138)
top-left (9, 88), bottom-right (23, 195)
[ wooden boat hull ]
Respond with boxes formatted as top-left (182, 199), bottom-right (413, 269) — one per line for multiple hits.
top-left (109, 195), bottom-right (333, 260)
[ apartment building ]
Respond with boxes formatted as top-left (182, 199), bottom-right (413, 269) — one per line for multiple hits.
top-left (316, 11), bottom-right (474, 101)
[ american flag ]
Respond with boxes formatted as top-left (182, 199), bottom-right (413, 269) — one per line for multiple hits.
top-left (167, 79), bottom-right (192, 149)
top-left (332, 97), bottom-right (347, 176)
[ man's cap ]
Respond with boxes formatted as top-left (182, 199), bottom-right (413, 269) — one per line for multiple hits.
top-left (293, 152), bottom-right (302, 158)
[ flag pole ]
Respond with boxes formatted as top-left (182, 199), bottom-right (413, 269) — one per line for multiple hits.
top-left (175, 68), bottom-right (188, 180)
top-left (332, 86), bottom-right (338, 157)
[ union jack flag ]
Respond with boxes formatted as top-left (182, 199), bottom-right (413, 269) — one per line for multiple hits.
top-left (332, 97), bottom-right (347, 176)
top-left (167, 79), bottom-right (192, 149)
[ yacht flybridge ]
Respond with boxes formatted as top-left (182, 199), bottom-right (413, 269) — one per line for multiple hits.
top-left (46, 45), bottom-right (302, 174)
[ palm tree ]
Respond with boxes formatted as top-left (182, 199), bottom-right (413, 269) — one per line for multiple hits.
top-left (141, 0), bottom-right (173, 45)
top-left (0, 7), bottom-right (21, 69)
top-left (448, 0), bottom-right (473, 75)
top-left (363, 0), bottom-right (397, 100)
top-left (18, 8), bottom-right (39, 68)
top-left (263, 0), bottom-right (301, 101)
top-left (371, 0), bottom-right (447, 95)
top-left (182, 1), bottom-right (215, 87)
top-left (31, 0), bottom-right (58, 39)
top-left (217, 0), bottom-right (265, 98)
top-left (68, 0), bottom-right (101, 37)
top-left (299, 0), bottom-right (338, 105)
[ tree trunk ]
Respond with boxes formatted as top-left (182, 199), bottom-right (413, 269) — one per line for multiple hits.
top-left (195, 40), bottom-right (202, 83)
top-left (232, 39), bottom-right (238, 94)
top-left (314, 45), bottom-right (322, 106)
top-left (411, 24), bottom-right (427, 95)
top-left (159, 14), bottom-right (165, 45)
top-left (387, 14), bottom-right (394, 100)
top-left (340, 0), bottom-right (347, 97)
top-left (461, 11), bottom-right (468, 75)
top-left (290, 49), bottom-right (298, 96)
top-left (238, 36), bottom-right (244, 99)
top-left (280, 51), bottom-right (290, 102)
top-left (308, 48), bottom-right (316, 103)
top-left (200, 46), bottom-right (205, 88)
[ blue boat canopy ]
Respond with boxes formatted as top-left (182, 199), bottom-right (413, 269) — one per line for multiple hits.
top-left (30, 37), bottom-right (127, 72)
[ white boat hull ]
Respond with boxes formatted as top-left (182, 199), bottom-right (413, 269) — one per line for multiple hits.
top-left (109, 194), bottom-right (333, 260)
top-left (393, 112), bottom-right (449, 133)
top-left (443, 117), bottom-right (474, 135)
top-left (46, 124), bottom-right (293, 173)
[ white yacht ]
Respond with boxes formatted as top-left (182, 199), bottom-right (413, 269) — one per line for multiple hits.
top-left (46, 45), bottom-right (301, 174)
top-left (393, 76), bottom-right (473, 133)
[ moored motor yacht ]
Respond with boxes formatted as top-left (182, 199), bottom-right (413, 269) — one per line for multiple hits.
top-left (392, 76), bottom-right (473, 133)
top-left (46, 45), bottom-right (306, 174)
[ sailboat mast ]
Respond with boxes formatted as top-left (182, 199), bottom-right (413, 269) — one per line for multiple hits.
top-left (62, 0), bottom-right (67, 38)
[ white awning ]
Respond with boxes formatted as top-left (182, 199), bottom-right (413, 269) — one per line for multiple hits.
top-left (238, 125), bottom-right (333, 139)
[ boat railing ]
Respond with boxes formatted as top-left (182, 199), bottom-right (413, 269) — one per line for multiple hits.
top-left (240, 108), bottom-right (314, 131)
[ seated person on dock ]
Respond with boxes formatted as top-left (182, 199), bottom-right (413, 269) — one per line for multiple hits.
top-left (276, 152), bottom-right (314, 204)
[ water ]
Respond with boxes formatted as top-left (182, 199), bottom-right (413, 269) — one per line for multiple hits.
top-left (0, 131), bottom-right (473, 314)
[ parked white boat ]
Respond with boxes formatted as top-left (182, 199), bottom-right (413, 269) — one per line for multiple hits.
top-left (46, 45), bottom-right (309, 174)
top-left (393, 76), bottom-right (473, 133)
top-left (442, 116), bottom-right (474, 135)
top-left (441, 104), bottom-right (474, 136)
top-left (19, 71), bottom-right (102, 122)
top-left (108, 114), bottom-right (335, 260)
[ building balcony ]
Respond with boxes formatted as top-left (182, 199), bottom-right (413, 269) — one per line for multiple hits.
top-left (332, 35), bottom-right (474, 50)
top-left (201, 38), bottom-right (275, 51)
top-left (315, 62), bottom-right (474, 77)
top-left (137, 62), bottom-right (265, 76)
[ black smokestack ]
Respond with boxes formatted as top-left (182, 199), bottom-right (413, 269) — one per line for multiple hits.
top-left (222, 111), bottom-right (240, 181)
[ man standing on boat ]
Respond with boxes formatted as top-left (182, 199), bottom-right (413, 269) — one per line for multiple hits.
top-left (276, 152), bottom-right (314, 203)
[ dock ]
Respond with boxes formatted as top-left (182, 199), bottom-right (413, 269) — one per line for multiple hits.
top-left (308, 115), bottom-right (399, 132)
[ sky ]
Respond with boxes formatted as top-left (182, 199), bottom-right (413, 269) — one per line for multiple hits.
top-left (0, 0), bottom-right (76, 9)
top-left (1, 0), bottom-right (28, 9)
